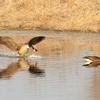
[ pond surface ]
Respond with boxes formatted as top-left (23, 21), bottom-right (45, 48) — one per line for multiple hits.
top-left (0, 30), bottom-right (100, 100)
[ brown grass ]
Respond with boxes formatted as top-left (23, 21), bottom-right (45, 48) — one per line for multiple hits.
top-left (0, 0), bottom-right (100, 32)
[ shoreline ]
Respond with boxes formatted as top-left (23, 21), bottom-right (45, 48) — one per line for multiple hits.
top-left (0, 29), bottom-right (99, 34)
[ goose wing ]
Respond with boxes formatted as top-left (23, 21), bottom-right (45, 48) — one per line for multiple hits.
top-left (0, 36), bottom-right (20, 51)
top-left (28, 36), bottom-right (45, 47)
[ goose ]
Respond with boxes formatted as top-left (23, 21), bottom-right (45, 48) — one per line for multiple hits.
top-left (0, 36), bottom-right (45, 57)
top-left (83, 56), bottom-right (100, 62)
top-left (83, 56), bottom-right (100, 67)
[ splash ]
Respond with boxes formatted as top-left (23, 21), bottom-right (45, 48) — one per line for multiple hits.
top-left (28, 54), bottom-right (42, 59)
top-left (0, 52), bottom-right (43, 59)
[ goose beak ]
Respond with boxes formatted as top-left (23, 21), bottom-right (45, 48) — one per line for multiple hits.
top-left (32, 46), bottom-right (37, 52)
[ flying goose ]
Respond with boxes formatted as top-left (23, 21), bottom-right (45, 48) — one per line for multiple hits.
top-left (0, 36), bottom-right (45, 57)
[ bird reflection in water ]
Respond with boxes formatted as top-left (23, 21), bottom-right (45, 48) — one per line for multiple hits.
top-left (29, 62), bottom-right (44, 74)
top-left (0, 58), bottom-right (45, 79)
top-left (83, 56), bottom-right (100, 67)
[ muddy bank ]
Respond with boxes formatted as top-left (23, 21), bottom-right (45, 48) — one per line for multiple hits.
top-left (0, 0), bottom-right (100, 32)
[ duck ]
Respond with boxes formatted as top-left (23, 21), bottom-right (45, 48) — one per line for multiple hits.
top-left (0, 36), bottom-right (45, 57)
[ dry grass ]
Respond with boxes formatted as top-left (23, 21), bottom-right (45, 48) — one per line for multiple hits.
top-left (0, 0), bottom-right (100, 32)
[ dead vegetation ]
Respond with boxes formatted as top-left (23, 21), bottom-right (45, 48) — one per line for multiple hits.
top-left (0, 0), bottom-right (100, 32)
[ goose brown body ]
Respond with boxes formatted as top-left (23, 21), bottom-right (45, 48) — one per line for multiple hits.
top-left (18, 45), bottom-right (29, 56)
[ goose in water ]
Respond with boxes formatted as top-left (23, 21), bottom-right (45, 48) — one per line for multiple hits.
top-left (83, 56), bottom-right (100, 67)
top-left (0, 36), bottom-right (45, 57)
top-left (84, 56), bottom-right (100, 62)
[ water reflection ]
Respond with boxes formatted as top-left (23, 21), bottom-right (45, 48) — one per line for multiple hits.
top-left (83, 61), bottom-right (100, 67)
top-left (29, 62), bottom-right (45, 75)
top-left (0, 58), bottom-right (45, 79)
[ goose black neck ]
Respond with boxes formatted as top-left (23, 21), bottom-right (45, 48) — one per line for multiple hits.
top-left (28, 42), bottom-right (32, 47)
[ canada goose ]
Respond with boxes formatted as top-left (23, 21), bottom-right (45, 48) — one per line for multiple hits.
top-left (0, 36), bottom-right (45, 57)
top-left (84, 56), bottom-right (100, 62)
top-left (83, 56), bottom-right (100, 67)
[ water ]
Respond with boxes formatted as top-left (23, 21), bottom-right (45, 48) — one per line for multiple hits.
top-left (0, 31), bottom-right (100, 100)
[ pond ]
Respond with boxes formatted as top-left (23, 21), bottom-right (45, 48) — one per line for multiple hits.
top-left (0, 30), bottom-right (100, 100)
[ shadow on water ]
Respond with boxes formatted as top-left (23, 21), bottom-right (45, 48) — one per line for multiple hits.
top-left (0, 57), bottom-right (45, 79)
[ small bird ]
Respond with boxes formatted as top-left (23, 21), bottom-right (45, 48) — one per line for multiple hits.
top-left (0, 36), bottom-right (45, 57)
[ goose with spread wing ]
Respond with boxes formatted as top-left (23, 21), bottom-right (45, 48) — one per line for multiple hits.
top-left (0, 36), bottom-right (45, 57)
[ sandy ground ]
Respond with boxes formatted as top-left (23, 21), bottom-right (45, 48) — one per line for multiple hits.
top-left (0, 0), bottom-right (100, 32)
